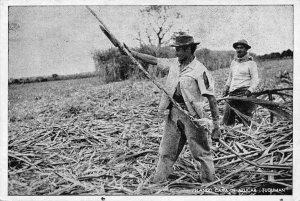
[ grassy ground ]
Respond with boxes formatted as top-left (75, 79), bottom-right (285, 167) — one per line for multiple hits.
top-left (8, 59), bottom-right (293, 195)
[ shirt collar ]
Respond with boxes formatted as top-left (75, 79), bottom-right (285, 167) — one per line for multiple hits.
top-left (179, 57), bottom-right (196, 73)
top-left (234, 53), bottom-right (252, 63)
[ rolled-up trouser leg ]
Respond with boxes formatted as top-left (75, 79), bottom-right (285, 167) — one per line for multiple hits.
top-left (153, 112), bottom-right (187, 183)
top-left (182, 114), bottom-right (216, 182)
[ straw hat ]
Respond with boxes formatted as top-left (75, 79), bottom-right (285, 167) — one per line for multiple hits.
top-left (233, 39), bottom-right (251, 49)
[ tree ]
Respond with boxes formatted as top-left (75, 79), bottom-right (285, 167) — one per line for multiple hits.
top-left (137, 6), bottom-right (183, 49)
top-left (280, 49), bottom-right (293, 59)
top-left (285, 49), bottom-right (293, 58)
top-left (52, 74), bottom-right (59, 79)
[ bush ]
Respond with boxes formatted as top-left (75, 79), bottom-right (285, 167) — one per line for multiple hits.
top-left (12, 79), bottom-right (20, 84)
top-left (256, 49), bottom-right (293, 60)
top-left (35, 77), bottom-right (48, 82)
top-left (52, 74), bottom-right (59, 79)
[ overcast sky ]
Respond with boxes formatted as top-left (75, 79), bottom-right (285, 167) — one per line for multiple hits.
top-left (8, 5), bottom-right (293, 78)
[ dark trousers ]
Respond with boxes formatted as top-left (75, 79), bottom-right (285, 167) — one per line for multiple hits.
top-left (153, 106), bottom-right (216, 183)
top-left (222, 87), bottom-right (256, 126)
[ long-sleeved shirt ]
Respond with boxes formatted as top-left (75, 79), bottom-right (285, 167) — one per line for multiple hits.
top-left (157, 57), bottom-right (215, 118)
top-left (225, 56), bottom-right (259, 92)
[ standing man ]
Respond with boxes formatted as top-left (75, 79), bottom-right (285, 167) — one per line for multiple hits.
top-left (122, 33), bottom-right (221, 183)
top-left (222, 39), bottom-right (259, 126)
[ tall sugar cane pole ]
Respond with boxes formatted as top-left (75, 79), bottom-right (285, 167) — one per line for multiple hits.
top-left (86, 6), bottom-right (203, 128)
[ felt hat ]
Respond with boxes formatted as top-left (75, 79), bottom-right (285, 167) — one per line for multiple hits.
top-left (170, 33), bottom-right (200, 47)
top-left (233, 39), bottom-right (251, 49)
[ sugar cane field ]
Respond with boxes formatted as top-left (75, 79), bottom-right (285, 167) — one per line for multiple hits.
top-left (8, 59), bottom-right (293, 195)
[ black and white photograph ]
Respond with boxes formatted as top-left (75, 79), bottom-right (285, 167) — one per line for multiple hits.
top-left (1, 0), bottom-right (299, 200)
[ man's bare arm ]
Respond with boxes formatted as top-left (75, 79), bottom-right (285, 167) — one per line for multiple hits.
top-left (203, 94), bottom-right (221, 139)
top-left (205, 94), bottom-right (219, 121)
top-left (130, 50), bottom-right (158, 65)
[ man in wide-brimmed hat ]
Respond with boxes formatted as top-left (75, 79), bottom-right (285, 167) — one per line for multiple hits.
top-left (121, 32), bottom-right (221, 183)
top-left (222, 39), bottom-right (259, 126)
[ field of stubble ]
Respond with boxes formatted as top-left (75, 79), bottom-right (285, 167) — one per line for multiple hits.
top-left (8, 59), bottom-right (293, 195)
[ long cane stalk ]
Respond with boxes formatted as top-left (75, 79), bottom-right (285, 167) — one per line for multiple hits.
top-left (86, 6), bottom-right (203, 128)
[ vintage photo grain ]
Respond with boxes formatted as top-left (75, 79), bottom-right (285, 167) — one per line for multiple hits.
top-left (1, 1), bottom-right (299, 200)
